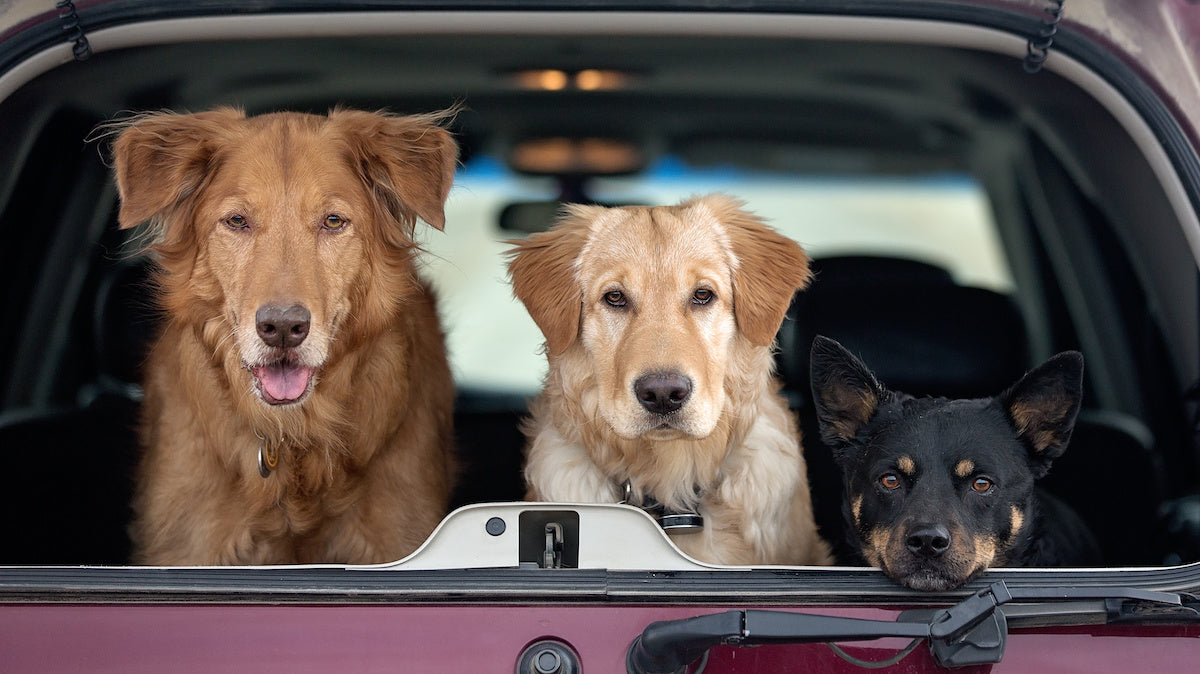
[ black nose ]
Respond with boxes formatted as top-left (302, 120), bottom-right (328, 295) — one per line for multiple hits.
top-left (256, 304), bottom-right (311, 348)
top-left (905, 525), bottom-right (952, 558)
top-left (634, 372), bottom-right (692, 414)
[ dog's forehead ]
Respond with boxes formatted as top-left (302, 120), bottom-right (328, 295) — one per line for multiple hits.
top-left (576, 203), bottom-right (734, 281)
top-left (209, 114), bottom-right (362, 199)
top-left (868, 398), bottom-right (1022, 468)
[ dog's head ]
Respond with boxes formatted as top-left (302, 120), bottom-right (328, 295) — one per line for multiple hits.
top-left (110, 108), bottom-right (457, 407)
top-left (810, 335), bottom-right (1083, 590)
top-left (507, 194), bottom-right (811, 442)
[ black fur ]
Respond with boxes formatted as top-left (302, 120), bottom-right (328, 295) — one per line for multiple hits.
top-left (810, 335), bottom-right (1102, 591)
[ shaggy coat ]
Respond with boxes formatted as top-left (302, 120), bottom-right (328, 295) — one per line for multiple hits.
top-left (112, 108), bottom-right (458, 565)
top-left (508, 194), bottom-right (831, 566)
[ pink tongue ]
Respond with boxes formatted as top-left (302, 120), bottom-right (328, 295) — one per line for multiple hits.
top-left (255, 363), bottom-right (313, 402)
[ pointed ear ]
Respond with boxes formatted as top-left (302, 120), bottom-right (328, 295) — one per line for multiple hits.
top-left (1002, 351), bottom-right (1084, 474)
top-left (331, 108), bottom-right (459, 236)
top-left (110, 108), bottom-right (244, 230)
top-left (810, 335), bottom-right (885, 454)
top-left (691, 194), bottom-right (812, 346)
top-left (506, 206), bottom-right (596, 356)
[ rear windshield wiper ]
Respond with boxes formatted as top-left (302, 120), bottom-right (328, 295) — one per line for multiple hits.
top-left (626, 581), bottom-right (1200, 674)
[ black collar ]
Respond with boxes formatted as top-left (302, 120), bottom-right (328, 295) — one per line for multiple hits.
top-left (619, 479), bottom-right (704, 534)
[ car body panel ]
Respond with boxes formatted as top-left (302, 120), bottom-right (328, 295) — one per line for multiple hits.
top-left (2, 603), bottom-right (1197, 672)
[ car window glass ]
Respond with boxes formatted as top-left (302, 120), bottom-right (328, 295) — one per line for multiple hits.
top-left (420, 156), bottom-right (1007, 394)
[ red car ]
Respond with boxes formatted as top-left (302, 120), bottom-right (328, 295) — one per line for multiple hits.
top-left (1, 1), bottom-right (1198, 671)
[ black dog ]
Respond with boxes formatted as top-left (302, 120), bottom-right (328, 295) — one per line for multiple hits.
top-left (810, 335), bottom-right (1101, 590)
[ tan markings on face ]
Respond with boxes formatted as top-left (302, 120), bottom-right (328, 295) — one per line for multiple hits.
top-left (851, 496), bottom-right (863, 524)
top-left (202, 115), bottom-right (368, 373)
top-left (955, 459), bottom-right (975, 478)
top-left (971, 534), bottom-right (998, 570)
top-left (575, 204), bottom-right (738, 440)
top-left (897, 455), bottom-right (916, 476)
top-left (864, 528), bottom-right (891, 568)
top-left (1007, 505), bottom-right (1025, 547)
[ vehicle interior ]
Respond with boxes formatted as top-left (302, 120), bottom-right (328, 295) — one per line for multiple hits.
top-left (1, 12), bottom-right (1197, 572)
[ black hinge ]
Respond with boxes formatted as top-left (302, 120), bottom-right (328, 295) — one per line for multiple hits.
top-left (1024, 0), bottom-right (1065, 74)
top-left (55, 0), bottom-right (92, 62)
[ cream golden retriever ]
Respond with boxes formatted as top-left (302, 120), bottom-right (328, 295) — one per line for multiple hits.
top-left (111, 108), bottom-right (458, 565)
top-left (507, 194), bottom-right (831, 565)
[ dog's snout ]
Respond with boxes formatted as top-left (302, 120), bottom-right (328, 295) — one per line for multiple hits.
top-left (634, 372), bottom-right (693, 414)
top-left (256, 304), bottom-right (311, 348)
top-left (905, 524), bottom-right (952, 558)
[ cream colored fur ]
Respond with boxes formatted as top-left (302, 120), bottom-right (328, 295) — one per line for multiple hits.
top-left (509, 194), bottom-right (832, 566)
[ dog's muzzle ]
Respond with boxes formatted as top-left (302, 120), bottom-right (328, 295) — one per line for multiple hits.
top-left (248, 303), bottom-right (317, 405)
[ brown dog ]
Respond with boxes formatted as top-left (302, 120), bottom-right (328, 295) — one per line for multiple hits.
top-left (507, 195), bottom-right (831, 566)
top-left (111, 108), bottom-right (458, 565)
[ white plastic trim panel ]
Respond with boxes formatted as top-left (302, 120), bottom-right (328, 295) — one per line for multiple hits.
top-left (363, 502), bottom-right (718, 572)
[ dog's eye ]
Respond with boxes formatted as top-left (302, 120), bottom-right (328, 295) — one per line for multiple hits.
top-left (692, 288), bottom-right (714, 305)
top-left (879, 473), bottom-right (901, 490)
top-left (224, 214), bottom-right (249, 230)
top-left (323, 214), bottom-right (347, 231)
top-left (971, 477), bottom-right (993, 493)
top-left (604, 290), bottom-right (627, 307)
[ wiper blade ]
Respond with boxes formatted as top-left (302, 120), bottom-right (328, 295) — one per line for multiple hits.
top-left (625, 581), bottom-right (1198, 674)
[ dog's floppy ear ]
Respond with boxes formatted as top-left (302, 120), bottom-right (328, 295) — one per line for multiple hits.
top-left (1001, 351), bottom-right (1084, 476)
top-left (331, 108), bottom-right (459, 236)
top-left (810, 336), bottom-right (885, 457)
top-left (111, 108), bottom-right (244, 231)
top-left (506, 207), bottom-right (595, 356)
top-left (692, 194), bottom-right (812, 346)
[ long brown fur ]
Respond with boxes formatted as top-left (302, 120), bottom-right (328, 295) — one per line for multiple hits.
top-left (111, 107), bottom-right (458, 565)
top-left (507, 194), bottom-right (832, 566)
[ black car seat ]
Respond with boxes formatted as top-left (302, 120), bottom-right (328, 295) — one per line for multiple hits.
top-left (0, 258), bottom-right (153, 564)
top-left (450, 391), bottom-right (529, 508)
top-left (781, 255), bottom-right (1165, 566)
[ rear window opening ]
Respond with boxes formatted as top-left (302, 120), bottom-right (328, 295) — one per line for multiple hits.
top-left (0, 9), bottom-right (1195, 578)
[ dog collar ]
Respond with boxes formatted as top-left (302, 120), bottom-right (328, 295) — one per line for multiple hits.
top-left (254, 430), bottom-right (278, 478)
top-left (619, 479), bottom-right (704, 534)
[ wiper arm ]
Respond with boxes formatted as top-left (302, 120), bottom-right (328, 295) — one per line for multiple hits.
top-left (625, 581), bottom-right (1198, 674)
top-left (625, 609), bottom-right (931, 674)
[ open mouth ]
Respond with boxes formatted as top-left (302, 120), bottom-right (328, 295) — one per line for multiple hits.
top-left (249, 360), bottom-right (315, 406)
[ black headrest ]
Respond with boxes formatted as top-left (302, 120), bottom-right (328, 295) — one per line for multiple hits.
top-left (781, 256), bottom-right (1030, 401)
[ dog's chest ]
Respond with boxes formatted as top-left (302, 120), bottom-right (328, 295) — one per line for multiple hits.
top-left (252, 450), bottom-right (355, 532)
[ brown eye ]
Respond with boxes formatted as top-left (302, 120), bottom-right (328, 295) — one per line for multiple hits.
top-left (972, 477), bottom-right (993, 493)
top-left (604, 290), bottom-right (626, 307)
top-left (323, 214), bottom-right (347, 231)
top-left (879, 473), bottom-right (901, 490)
top-left (692, 288), bottom-right (714, 305)
top-left (224, 214), bottom-right (248, 230)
